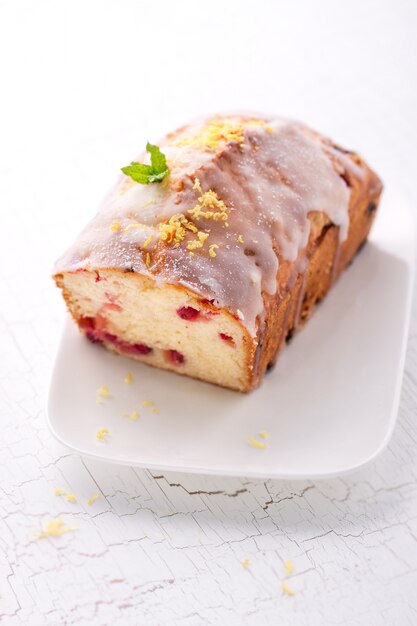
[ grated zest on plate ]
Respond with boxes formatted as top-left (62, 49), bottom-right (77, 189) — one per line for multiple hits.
top-left (37, 519), bottom-right (77, 539)
top-left (280, 580), bottom-right (295, 596)
top-left (97, 385), bottom-right (111, 398)
top-left (96, 427), bottom-right (110, 442)
top-left (248, 436), bottom-right (268, 450)
top-left (87, 493), bottom-right (101, 506)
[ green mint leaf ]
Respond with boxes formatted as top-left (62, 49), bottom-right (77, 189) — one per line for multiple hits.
top-left (121, 143), bottom-right (169, 185)
top-left (147, 170), bottom-right (168, 183)
top-left (146, 142), bottom-right (168, 174)
top-left (121, 162), bottom-right (154, 184)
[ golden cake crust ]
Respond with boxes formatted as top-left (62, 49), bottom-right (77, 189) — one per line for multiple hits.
top-left (250, 157), bottom-right (381, 389)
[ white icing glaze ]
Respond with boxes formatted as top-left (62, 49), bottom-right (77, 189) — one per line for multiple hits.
top-left (55, 114), bottom-right (359, 336)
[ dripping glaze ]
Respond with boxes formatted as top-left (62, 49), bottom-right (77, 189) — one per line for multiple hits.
top-left (55, 114), bottom-right (360, 336)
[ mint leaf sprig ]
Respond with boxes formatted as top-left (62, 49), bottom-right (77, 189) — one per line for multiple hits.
top-left (121, 143), bottom-right (169, 184)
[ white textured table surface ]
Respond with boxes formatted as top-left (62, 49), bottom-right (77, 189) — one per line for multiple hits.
top-left (1, 1), bottom-right (417, 624)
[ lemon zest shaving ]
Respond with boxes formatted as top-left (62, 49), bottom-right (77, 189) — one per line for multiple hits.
top-left (87, 493), bottom-right (101, 506)
top-left (259, 430), bottom-right (269, 439)
top-left (145, 252), bottom-right (151, 268)
top-left (172, 118), bottom-right (274, 151)
top-left (201, 119), bottom-right (246, 148)
top-left (37, 519), bottom-right (77, 539)
top-left (284, 559), bottom-right (293, 576)
top-left (209, 244), bottom-right (219, 258)
top-left (242, 559), bottom-right (250, 569)
top-left (96, 427), bottom-right (110, 442)
top-left (65, 493), bottom-right (77, 504)
top-left (142, 400), bottom-right (157, 413)
top-left (280, 581), bottom-right (295, 596)
top-left (237, 235), bottom-right (244, 244)
top-left (193, 178), bottom-right (202, 193)
top-left (97, 386), bottom-right (111, 398)
top-left (248, 436), bottom-right (268, 450)
top-left (159, 213), bottom-right (197, 248)
top-left (187, 231), bottom-right (209, 251)
top-left (173, 119), bottom-right (244, 150)
top-left (124, 372), bottom-right (133, 384)
top-left (54, 488), bottom-right (66, 497)
top-left (110, 221), bottom-right (121, 232)
top-left (142, 233), bottom-right (153, 249)
top-left (188, 186), bottom-right (229, 222)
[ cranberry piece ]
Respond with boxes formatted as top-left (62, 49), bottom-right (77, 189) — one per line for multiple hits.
top-left (167, 349), bottom-right (185, 364)
top-left (95, 273), bottom-right (102, 282)
top-left (119, 341), bottom-right (152, 355)
top-left (86, 331), bottom-right (102, 344)
top-left (177, 306), bottom-right (200, 321)
top-left (80, 316), bottom-right (102, 343)
top-left (79, 316), bottom-right (95, 330)
top-left (102, 331), bottom-right (118, 344)
top-left (219, 333), bottom-right (235, 346)
top-left (132, 343), bottom-right (152, 355)
top-left (79, 316), bottom-right (152, 356)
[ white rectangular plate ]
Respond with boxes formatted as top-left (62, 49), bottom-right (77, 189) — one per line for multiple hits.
top-left (48, 188), bottom-right (415, 479)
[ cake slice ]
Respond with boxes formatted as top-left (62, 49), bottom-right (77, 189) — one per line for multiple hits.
top-left (53, 114), bottom-right (382, 391)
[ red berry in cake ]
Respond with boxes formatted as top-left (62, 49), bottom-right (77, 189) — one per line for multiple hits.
top-left (167, 349), bottom-right (185, 364)
top-left (219, 333), bottom-right (235, 346)
top-left (79, 316), bottom-right (95, 330)
top-left (102, 331), bottom-right (118, 344)
top-left (86, 330), bottom-right (102, 344)
top-left (79, 316), bottom-right (152, 356)
top-left (119, 341), bottom-right (152, 355)
top-left (177, 306), bottom-right (200, 321)
top-left (133, 343), bottom-right (152, 355)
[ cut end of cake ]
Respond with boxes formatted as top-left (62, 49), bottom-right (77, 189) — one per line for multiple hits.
top-left (54, 269), bottom-right (255, 391)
